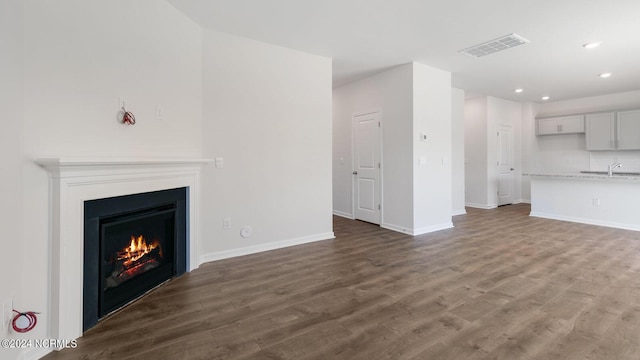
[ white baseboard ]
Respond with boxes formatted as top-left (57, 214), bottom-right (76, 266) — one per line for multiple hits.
top-left (332, 210), bottom-right (354, 219)
top-left (452, 208), bottom-right (467, 216)
top-left (529, 212), bottom-right (640, 232)
top-left (465, 202), bottom-right (497, 210)
top-left (467, 200), bottom-right (530, 208)
top-left (381, 222), bottom-right (454, 236)
top-left (199, 232), bottom-right (335, 265)
top-left (380, 222), bottom-right (413, 235)
top-left (413, 222), bottom-right (454, 235)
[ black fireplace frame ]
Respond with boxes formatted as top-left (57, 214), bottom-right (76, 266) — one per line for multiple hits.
top-left (83, 187), bottom-right (187, 331)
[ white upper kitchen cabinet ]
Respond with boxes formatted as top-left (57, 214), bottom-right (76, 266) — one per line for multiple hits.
top-left (586, 112), bottom-right (615, 150)
top-left (586, 110), bottom-right (640, 150)
top-left (617, 109), bottom-right (640, 150)
top-left (536, 115), bottom-right (584, 135)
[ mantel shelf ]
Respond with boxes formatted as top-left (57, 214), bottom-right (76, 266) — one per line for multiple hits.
top-left (35, 157), bottom-right (214, 172)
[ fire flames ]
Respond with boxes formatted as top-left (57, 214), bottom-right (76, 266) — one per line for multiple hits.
top-left (117, 235), bottom-right (163, 267)
top-left (105, 235), bottom-right (164, 289)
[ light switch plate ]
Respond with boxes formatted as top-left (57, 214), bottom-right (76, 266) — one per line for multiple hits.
top-left (215, 157), bottom-right (224, 168)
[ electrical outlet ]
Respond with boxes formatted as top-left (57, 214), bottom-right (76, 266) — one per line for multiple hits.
top-left (156, 106), bottom-right (163, 120)
top-left (2, 298), bottom-right (13, 330)
top-left (223, 217), bottom-right (231, 229)
top-left (240, 226), bottom-right (253, 238)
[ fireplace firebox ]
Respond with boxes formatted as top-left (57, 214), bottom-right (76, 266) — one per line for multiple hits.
top-left (83, 188), bottom-right (187, 331)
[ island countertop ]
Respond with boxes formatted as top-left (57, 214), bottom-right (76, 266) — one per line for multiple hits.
top-left (524, 172), bottom-right (640, 181)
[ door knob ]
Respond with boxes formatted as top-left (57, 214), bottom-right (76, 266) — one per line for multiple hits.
top-left (352, 171), bottom-right (358, 175)
top-left (510, 168), bottom-right (515, 171)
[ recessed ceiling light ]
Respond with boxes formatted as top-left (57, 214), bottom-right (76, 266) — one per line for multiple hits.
top-left (514, 88), bottom-right (523, 93)
top-left (541, 96), bottom-right (550, 101)
top-left (599, 72), bottom-right (612, 78)
top-left (583, 41), bottom-right (601, 49)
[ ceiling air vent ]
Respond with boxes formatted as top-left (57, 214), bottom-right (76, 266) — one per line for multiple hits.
top-left (459, 33), bottom-right (530, 58)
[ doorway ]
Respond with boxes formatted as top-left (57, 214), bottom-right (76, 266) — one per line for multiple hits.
top-left (497, 125), bottom-right (514, 206)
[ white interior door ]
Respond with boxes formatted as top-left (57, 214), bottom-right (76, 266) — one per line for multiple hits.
top-left (497, 125), bottom-right (514, 206)
top-left (353, 112), bottom-right (381, 224)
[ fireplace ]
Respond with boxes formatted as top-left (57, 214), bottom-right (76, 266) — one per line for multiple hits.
top-left (83, 187), bottom-right (187, 331)
top-left (36, 157), bottom-right (210, 341)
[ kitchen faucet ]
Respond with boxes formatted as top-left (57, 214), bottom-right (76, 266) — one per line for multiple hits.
top-left (608, 162), bottom-right (622, 177)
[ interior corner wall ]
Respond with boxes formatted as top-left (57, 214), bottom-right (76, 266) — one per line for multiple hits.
top-left (451, 88), bottom-right (466, 215)
top-left (332, 64), bottom-right (414, 232)
top-left (0, 1), bottom-right (24, 357)
top-left (15, 1), bottom-right (204, 356)
top-left (412, 63), bottom-right (452, 233)
top-left (464, 96), bottom-right (488, 208)
top-left (200, 30), bottom-right (333, 260)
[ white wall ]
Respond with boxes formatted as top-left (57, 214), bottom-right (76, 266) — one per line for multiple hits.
top-left (331, 91), bottom-right (353, 219)
top-left (200, 30), bottom-right (333, 259)
top-left (464, 97), bottom-right (488, 207)
top-left (0, 1), bottom-right (24, 358)
top-left (6, 2), bottom-right (203, 358)
top-left (333, 64), bottom-right (414, 230)
top-left (413, 63), bottom-right (452, 232)
top-left (521, 90), bottom-right (640, 201)
top-left (23, 1), bottom-right (203, 158)
top-left (464, 96), bottom-right (523, 208)
top-left (451, 88), bottom-right (465, 215)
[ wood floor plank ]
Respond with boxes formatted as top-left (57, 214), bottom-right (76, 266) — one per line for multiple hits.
top-left (43, 204), bottom-right (640, 360)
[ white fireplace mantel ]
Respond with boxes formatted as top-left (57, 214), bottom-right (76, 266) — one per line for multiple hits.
top-left (35, 157), bottom-right (212, 341)
top-left (36, 157), bottom-right (213, 173)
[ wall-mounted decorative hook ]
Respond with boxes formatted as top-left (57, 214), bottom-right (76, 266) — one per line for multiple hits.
top-left (121, 101), bottom-right (136, 125)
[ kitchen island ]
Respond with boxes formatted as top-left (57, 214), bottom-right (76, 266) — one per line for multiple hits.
top-left (526, 172), bottom-right (640, 231)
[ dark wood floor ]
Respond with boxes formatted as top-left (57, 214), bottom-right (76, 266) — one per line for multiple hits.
top-left (44, 204), bottom-right (640, 359)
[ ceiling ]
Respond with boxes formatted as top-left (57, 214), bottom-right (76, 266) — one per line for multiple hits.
top-left (168, 0), bottom-right (640, 103)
